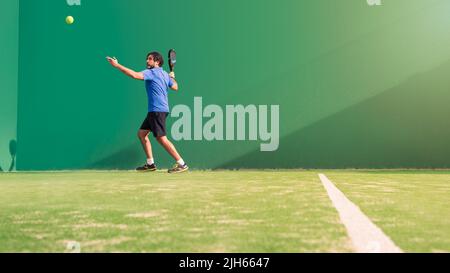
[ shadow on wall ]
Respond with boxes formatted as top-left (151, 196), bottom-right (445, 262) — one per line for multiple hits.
top-left (0, 140), bottom-right (17, 172)
top-left (217, 59), bottom-right (450, 169)
top-left (87, 144), bottom-right (142, 170)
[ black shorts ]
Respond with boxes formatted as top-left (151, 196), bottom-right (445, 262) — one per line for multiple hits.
top-left (140, 112), bottom-right (169, 137)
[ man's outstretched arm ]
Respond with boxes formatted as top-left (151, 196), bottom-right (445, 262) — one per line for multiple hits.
top-left (106, 56), bottom-right (144, 80)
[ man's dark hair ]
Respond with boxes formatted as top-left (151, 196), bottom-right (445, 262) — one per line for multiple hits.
top-left (147, 51), bottom-right (164, 67)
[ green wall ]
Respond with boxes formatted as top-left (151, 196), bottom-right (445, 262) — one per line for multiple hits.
top-left (0, 0), bottom-right (19, 172)
top-left (14, 0), bottom-right (450, 170)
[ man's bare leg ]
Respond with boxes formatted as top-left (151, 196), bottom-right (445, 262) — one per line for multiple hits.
top-left (138, 130), bottom-right (154, 160)
top-left (156, 136), bottom-right (181, 161)
top-left (136, 130), bottom-right (157, 171)
top-left (156, 136), bottom-right (189, 173)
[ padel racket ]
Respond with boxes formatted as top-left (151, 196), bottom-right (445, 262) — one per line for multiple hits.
top-left (168, 49), bottom-right (177, 72)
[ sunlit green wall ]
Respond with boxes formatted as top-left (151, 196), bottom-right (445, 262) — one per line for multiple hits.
top-left (0, 0), bottom-right (19, 172)
top-left (15, 0), bottom-right (450, 170)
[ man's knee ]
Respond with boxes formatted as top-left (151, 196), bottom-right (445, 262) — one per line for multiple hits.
top-left (138, 130), bottom-right (150, 140)
top-left (156, 136), bottom-right (167, 144)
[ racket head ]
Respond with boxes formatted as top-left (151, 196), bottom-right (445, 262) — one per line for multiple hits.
top-left (168, 49), bottom-right (177, 72)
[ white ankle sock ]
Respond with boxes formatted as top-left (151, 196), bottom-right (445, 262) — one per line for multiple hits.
top-left (147, 158), bottom-right (154, 165)
top-left (177, 158), bottom-right (185, 166)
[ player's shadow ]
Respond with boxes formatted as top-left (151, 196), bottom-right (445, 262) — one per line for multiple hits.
top-left (1, 140), bottom-right (17, 172)
top-left (9, 140), bottom-right (17, 171)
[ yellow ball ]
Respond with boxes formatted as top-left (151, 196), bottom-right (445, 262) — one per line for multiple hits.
top-left (66, 16), bottom-right (74, 25)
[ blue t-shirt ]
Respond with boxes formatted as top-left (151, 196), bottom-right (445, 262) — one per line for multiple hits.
top-left (142, 67), bottom-right (174, 113)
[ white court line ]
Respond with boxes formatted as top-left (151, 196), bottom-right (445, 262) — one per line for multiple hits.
top-left (318, 174), bottom-right (403, 253)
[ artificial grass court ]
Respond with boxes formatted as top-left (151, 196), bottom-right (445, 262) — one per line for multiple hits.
top-left (325, 171), bottom-right (450, 253)
top-left (0, 170), bottom-right (448, 253)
